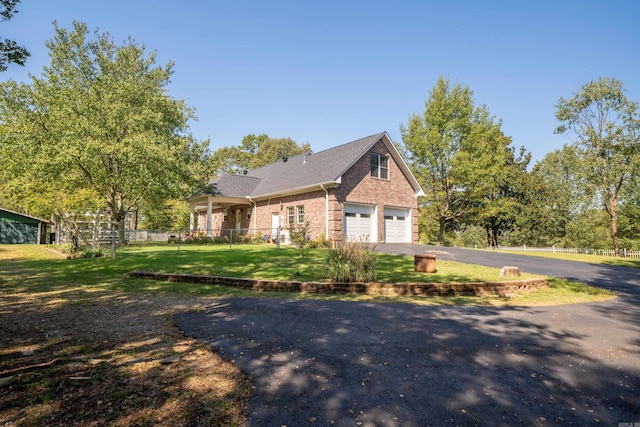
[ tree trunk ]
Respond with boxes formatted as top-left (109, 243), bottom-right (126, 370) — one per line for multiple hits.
top-left (437, 217), bottom-right (445, 245)
top-left (486, 224), bottom-right (499, 248)
top-left (117, 218), bottom-right (126, 245)
top-left (608, 195), bottom-right (621, 256)
top-left (130, 208), bottom-right (139, 231)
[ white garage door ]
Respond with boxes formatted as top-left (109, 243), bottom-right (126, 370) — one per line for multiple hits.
top-left (344, 204), bottom-right (375, 242)
top-left (384, 208), bottom-right (410, 243)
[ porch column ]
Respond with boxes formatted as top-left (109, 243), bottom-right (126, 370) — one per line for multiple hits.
top-left (206, 200), bottom-right (213, 237)
top-left (189, 208), bottom-right (195, 232)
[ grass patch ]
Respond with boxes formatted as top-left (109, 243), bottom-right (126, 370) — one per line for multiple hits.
top-left (0, 243), bottom-right (615, 306)
top-left (478, 248), bottom-right (640, 269)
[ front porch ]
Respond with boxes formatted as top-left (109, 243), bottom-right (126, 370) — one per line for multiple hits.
top-left (188, 194), bottom-right (253, 238)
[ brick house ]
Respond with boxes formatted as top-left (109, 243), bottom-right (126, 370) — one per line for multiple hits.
top-left (187, 132), bottom-right (424, 243)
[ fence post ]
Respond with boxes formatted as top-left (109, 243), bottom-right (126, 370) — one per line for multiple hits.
top-left (552, 245), bottom-right (555, 253)
top-left (276, 226), bottom-right (281, 249)
top-left (178, 228), bottom-right (181, 254)
top-left (523, 244), bottom-right (526, 253)
top-left (623, 248), bottom-right (627, 258)
top-left (229, 229), bottom-right (233, 252)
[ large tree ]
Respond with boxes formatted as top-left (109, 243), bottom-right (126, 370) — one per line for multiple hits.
top-left (522, 145), bottom-right (597, 246)
top-left (457, 106), bottom-right (530, 247)
top-left (555, 77), bottom-right (640, 256)
top-left (400, 76), bottom-right (474, 245)
top-left (0, 21), bottom-right (207, 241)
top-left (401, 76), bottom-right (528, 246)
top-left (0, 0), bottom-right (29, 71)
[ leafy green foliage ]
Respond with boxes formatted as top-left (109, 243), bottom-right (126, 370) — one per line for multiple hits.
top-left (0, 0), bottom-right (29, 71)
top-left (288, 219), bottom-right (312, 257)
top-left (401, 76), bottom-right (530, 246)
top-left (209, 134), bottom-right (311, 176)
top-left (555, 77), bottom-right (640, 255)
top-left (401, 76), bottom-right (474, 245)
top-left (324, 241), bottom-right (378, 282)
top-left (0, 21), bottom-right (208, 241)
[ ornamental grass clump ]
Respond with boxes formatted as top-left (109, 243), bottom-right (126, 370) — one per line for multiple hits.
top-left (324, 241), bottom-right (378, 282)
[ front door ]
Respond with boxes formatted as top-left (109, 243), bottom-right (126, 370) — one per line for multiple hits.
top-left (236, 209), bottom-right (242, 232)
top-left (271, 212), bottom-right (280, 242)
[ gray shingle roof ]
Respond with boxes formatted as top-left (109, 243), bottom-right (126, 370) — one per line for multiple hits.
top-left (209, 174), bottom-right (260, 198)
top-left (206, 132), bottom-right (420, 199)
top-left (247, 132), bottom-right (385, 196)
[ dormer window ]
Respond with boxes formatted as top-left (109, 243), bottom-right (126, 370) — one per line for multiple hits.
top-left (370, 153), bottom-right (388, 179)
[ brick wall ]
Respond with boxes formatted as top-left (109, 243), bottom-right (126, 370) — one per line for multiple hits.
top-left (249, 139), bottom-right (420, 243)
top-left (128, 271), bottom-right (549, 298)
top-left (334, 139), bottom-right (419, 243)
top-left (253, 190), bottom-right (328, 240)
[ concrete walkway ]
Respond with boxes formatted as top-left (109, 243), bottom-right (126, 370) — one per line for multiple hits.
top-left (174, 245), bottom-right (640, 426)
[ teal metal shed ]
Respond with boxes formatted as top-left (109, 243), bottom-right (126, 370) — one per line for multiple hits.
top-left (0, 208), bottom-right (50, 244)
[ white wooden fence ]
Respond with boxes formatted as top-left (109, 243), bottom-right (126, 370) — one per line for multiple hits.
top-left (494, 245), bottom-right (640, 259)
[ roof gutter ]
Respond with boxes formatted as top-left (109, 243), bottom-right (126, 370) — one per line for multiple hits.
top-left (251, 181), bottom-right (339, 201)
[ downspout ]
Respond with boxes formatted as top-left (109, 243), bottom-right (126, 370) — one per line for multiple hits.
top-left (320, 184), bottom-right (329, 239)
top-left (248, 197), bottom-right (257, 234)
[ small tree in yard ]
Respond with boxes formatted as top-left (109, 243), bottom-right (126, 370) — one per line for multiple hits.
top-left (288, 220), bottom-right (311, 257)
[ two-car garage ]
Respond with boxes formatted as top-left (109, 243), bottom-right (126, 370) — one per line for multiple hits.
top-left (343, 204), bottom-right (410, 243)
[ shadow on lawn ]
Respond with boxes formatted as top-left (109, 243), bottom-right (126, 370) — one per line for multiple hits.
top-left (175, 297), bottom-right (640, 426)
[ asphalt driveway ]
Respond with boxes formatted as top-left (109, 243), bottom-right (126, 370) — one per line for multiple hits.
top-left (174, 245), bottom-right (640, 426)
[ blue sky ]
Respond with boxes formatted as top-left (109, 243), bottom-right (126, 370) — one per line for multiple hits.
top-left (4, 0), bottom-right (639, 163)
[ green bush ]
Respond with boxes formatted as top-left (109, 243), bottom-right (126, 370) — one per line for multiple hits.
top-left (308, 232), bottom-right (332, 249)
top-left (78, 247), bottom-right (108, 258)
top-left (324, 241), bottom-right (378, 282)
top-left (288, 220), bottom-right (312, 256)
top-left (50, 244), bottom-right (108, 258)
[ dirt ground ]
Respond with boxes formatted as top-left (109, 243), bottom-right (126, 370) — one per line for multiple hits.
top-left (0, 292), bottom-right (251, 426)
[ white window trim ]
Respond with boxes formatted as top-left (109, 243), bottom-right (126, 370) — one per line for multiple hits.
top-left (370, 153), bottom-right (389, 179)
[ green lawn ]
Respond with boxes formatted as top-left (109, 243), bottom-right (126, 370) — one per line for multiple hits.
top-left (479, 248), bottom-right (640, 269)
top-left (0, 243), bottom-right (616, 306)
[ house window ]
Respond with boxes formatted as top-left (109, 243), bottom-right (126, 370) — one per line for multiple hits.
top-left (287, 207), bottom-right (295, 224)
top-left (297, 205), bottom-right (304, 223)
top-left (370, 153), bottom-right (388, 179)
top-left (223, 208), bottom-right (228, 221)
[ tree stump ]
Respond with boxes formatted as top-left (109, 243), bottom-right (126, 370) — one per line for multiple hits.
top-left (414, 254), bottom-right (437, 273)
top-left (499, 266), bottom-right (521, 278)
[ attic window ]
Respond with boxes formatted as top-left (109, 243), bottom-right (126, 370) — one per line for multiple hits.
top-left (370, 153), bottom-right (388, 179)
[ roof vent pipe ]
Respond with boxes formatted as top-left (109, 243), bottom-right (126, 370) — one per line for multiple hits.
top-left (303, 151), bottom-right (313, 163)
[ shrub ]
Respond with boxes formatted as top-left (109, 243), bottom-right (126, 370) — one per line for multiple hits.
top-left (324, 240), bottom-right (378, 282)
top-left (308, 232), bottom-right (332, 249)
top-left (288, 220), bottom-right (312, 257)
top-left (78, 247), bottom-right (108, 258)
top-left (51, 244), bottom-right (108, 258)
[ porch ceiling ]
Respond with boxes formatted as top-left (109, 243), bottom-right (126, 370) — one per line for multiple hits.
top-left (190, 195), bottom-right (251, 211)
